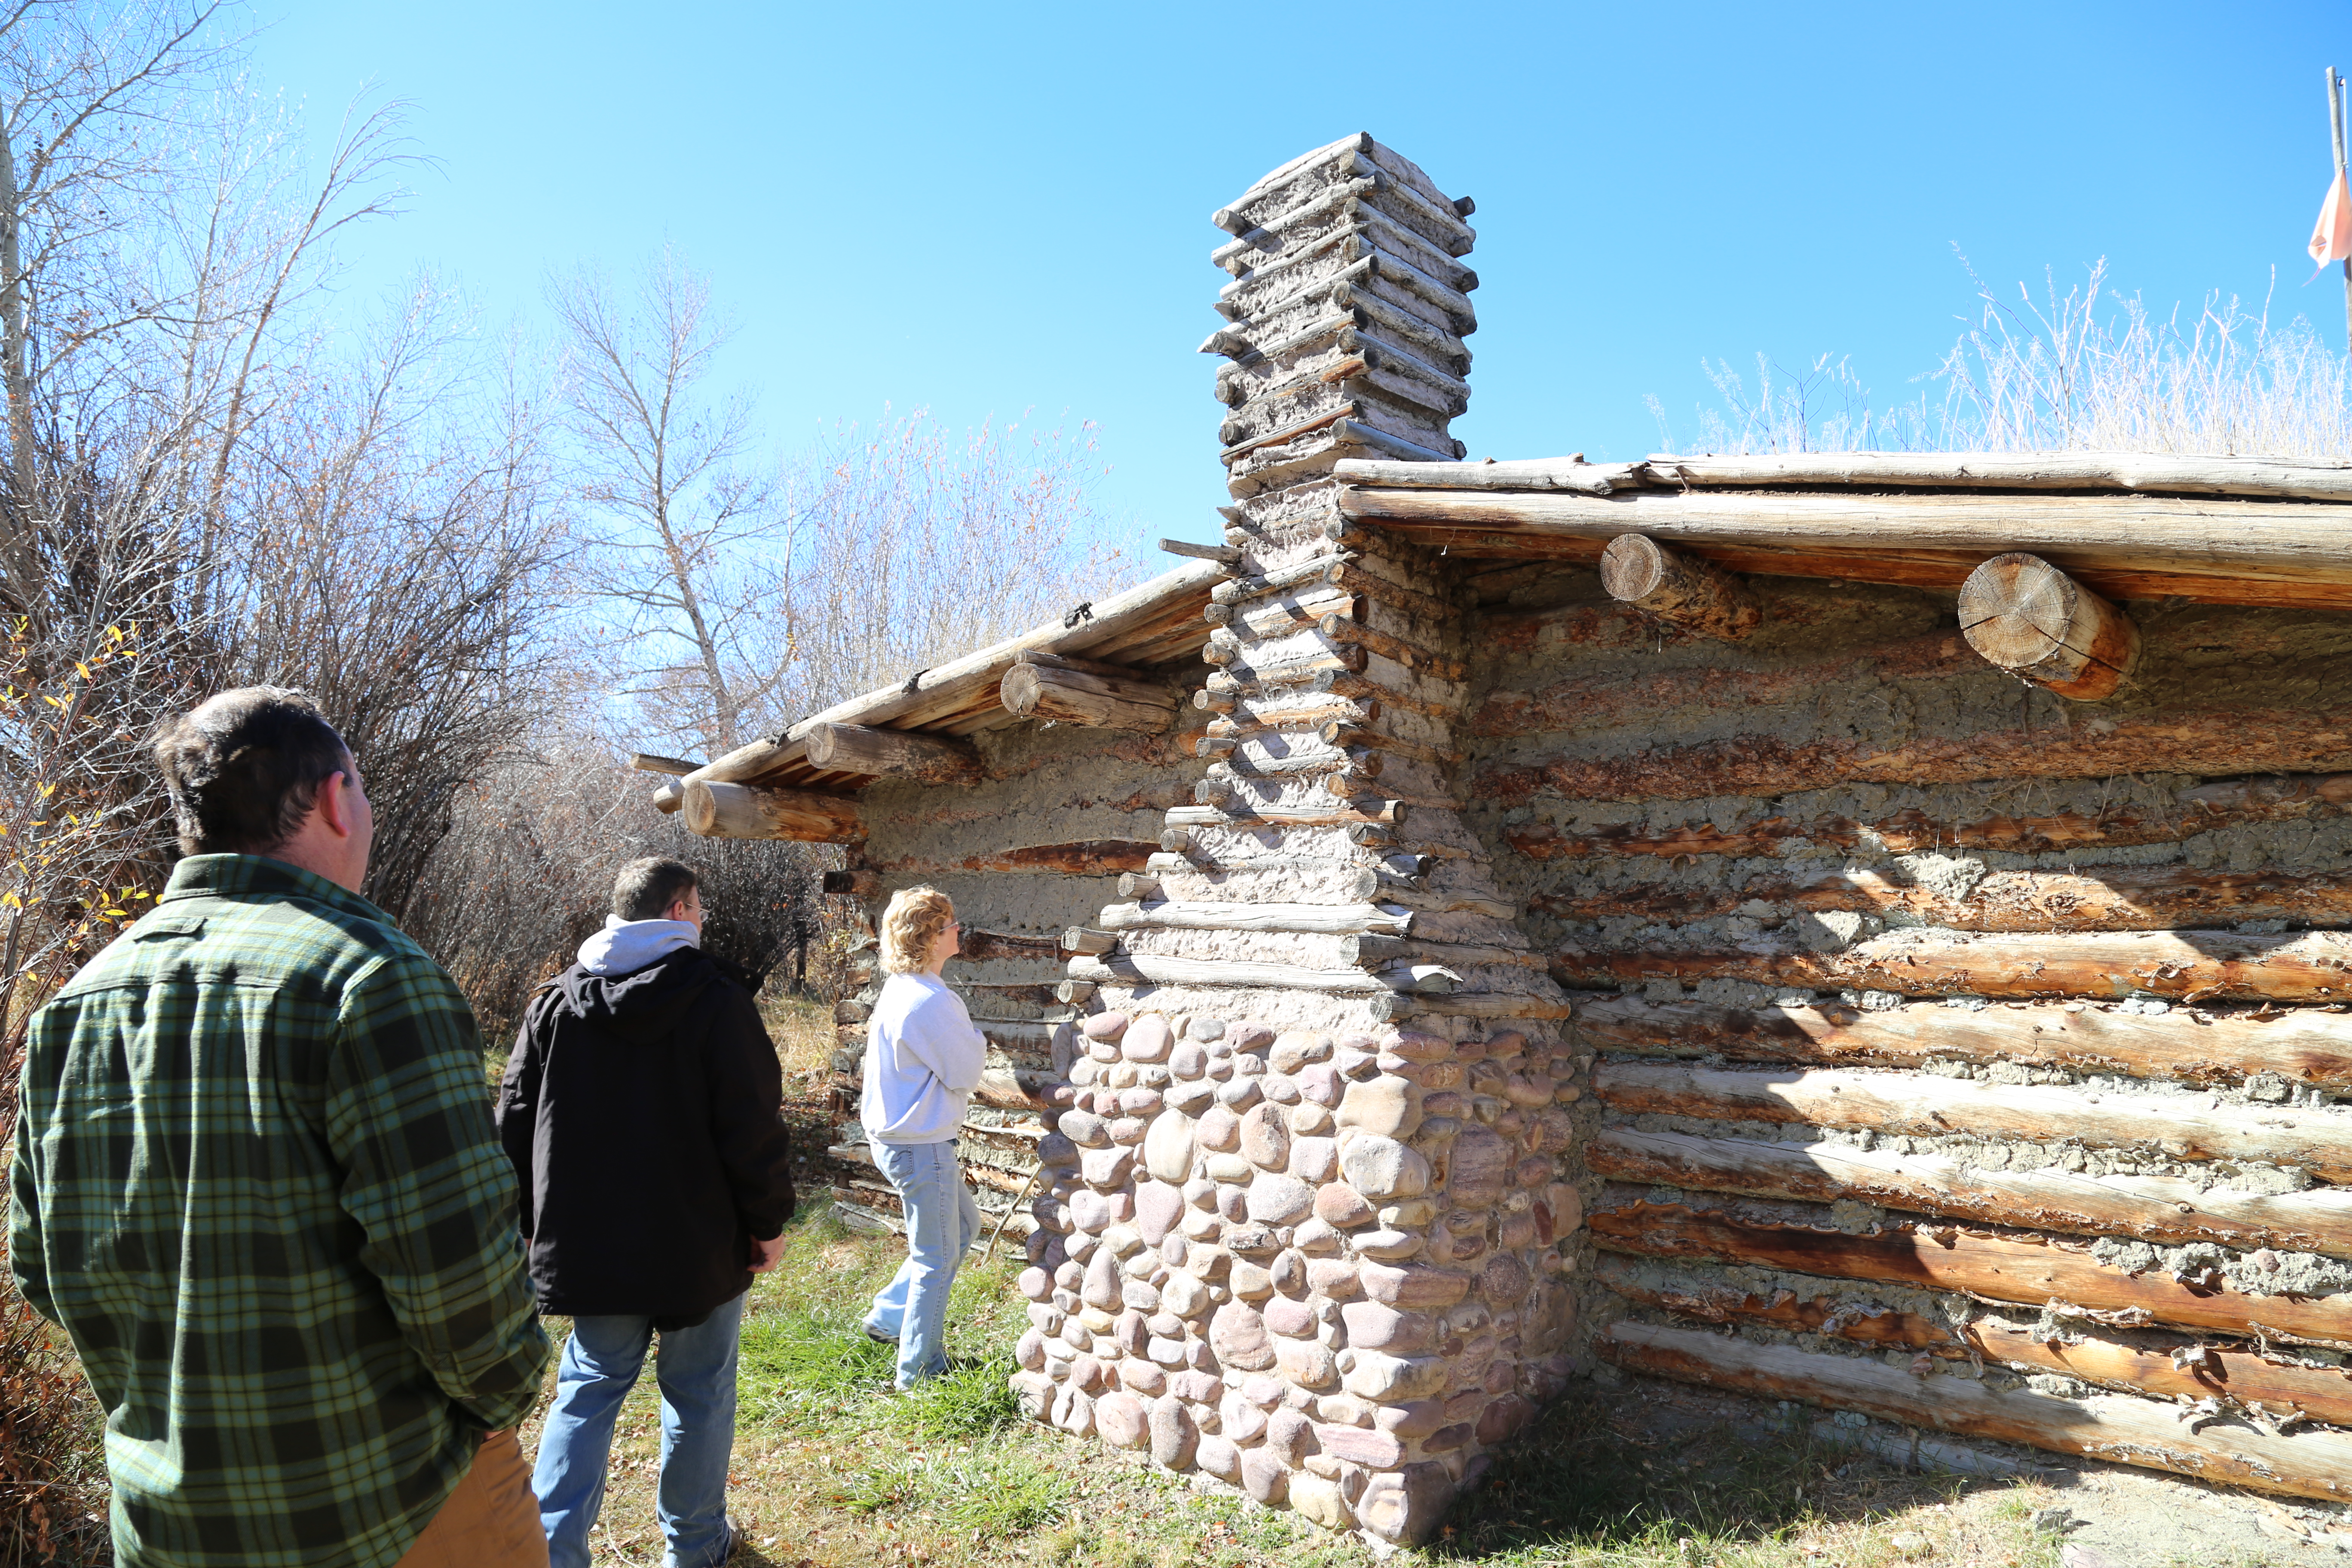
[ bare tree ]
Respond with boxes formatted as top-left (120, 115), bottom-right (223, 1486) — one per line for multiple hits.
top-left (551, 252), bottom-right (796, 761)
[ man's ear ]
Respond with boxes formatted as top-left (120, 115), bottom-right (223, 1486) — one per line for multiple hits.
top-left (315, 771), bottom-right (357, 840)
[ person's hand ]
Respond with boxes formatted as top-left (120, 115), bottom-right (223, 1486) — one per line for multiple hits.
top-left (749, 1232), bottom-right (790, 1274)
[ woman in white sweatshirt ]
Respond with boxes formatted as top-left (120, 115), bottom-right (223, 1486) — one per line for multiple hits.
top-left (858, 885), bottom-right (987, 1387)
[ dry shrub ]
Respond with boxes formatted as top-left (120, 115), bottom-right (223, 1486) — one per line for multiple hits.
top-left (401, 738), bottom-right (848, 1041)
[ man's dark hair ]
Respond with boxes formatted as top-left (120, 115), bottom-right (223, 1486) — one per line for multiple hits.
top-left (153, 688), bottom-right (352, 857)
top-left (612, 857), bottom-right (698, 922)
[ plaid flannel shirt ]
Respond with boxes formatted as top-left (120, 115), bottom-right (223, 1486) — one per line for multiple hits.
top-left (9, 854), bottom-right (550, 1568)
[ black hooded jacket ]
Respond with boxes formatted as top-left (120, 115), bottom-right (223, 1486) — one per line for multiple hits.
top-left (496, 947), bottom-right (795, 1322)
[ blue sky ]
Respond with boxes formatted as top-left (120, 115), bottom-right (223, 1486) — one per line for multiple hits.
top-left (254, 0), bottom-right (2352, 553)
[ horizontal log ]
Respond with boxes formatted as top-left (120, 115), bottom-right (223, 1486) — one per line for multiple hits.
top-left (1368, 990), bottom-right (1577, 1023)
top-left (1600, 534), bottom-right (1761, 641)
top-left (1164, 798), bottom-right (1405, 827)
top-left (999, 662), bottom-right (1180, 734)
top-left (1589, 1187), bottom-right (2352, 1347)
top-left (1204, 583), bottom-right (1359, 637)
top-left (1603, 1319), bottom-right (2352, 1504)
top-left (652, 781), bottom-right (683, 815)
top-left (1479, 704), bottom-right (2352, 805)
top-left (1159, 537), bottom-right (1242, 565)
top-left (1098, 900), bottom-right (1415, 937)
top-left (1594, 1255), bottom-right (2352, 1430)
top-left (1339, 485), bottom-right (2352, 590)
top-left (1066, 952), bottom-right (1451, 995)
top-left (1334, 456), bottom-right (1636, 494)
top-left (1061, 927), bottom-right (1117, 956)
top-left (1211, 551), bottom-right (1361, 606)
top-left (1958, 552), bottom-right (2140, 701)
top-left (1551, 927), bottom-right (2352, 1003)
top-left (1642, 450), bottom-right (2352, 503)
top-left (868, 840), bottom-right (1158, 878)
top-left (955, 928), bottom-right (1066, 965)
top-left (1592, 1127), bottom-right (2352, 1259)
top-left (805, 722), bottom-right (986, 785)
top-left (1532, 862), bottom-right (2352, 933)
top-left (682, 780), bottom-right (865, 843)
top-left (1594, 1060), bottom-right (2352, 1182)
top-left (1571, 993), bottom-right (2352, 1090)
top-left (1506, 779), bottom-right (2352, 864)
top-left (630, 752), bottom-right (702, 776)
top-left (1316, 616), bottom-right (1465, 681)
top-left (974, 1066), bottom-right (1065, 1114)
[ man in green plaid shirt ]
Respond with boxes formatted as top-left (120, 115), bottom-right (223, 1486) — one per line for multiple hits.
top-left (10, 688), bottom-right (552, 1567)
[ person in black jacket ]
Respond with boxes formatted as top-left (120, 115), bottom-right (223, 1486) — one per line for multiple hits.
top-left (497, 856), bottom-right (795, 1568)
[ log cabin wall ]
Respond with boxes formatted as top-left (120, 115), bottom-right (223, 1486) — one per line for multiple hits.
top-left (1456, 558), bottom-right (2352, 1500)
top-left (825, 695), bottom-right (1213, 1233)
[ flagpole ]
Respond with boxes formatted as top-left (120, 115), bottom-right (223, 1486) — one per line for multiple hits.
top-left (2333, 67), bottom-right (2351, 353)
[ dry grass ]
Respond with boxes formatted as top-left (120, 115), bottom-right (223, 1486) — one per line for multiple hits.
top-left (762, 993), bottom-right (838, 1092)
top-left (1656, 258), bottom-right (2352, 460)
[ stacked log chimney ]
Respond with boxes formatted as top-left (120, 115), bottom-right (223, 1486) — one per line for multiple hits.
top-left (1006, 135), bottom-right (1589, 1547)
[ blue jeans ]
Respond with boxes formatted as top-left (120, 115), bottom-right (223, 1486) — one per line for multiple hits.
top-left (531, 1292), bottom-right (744, 1568)
top-left (863, 1139), bottom-right (983, 1387)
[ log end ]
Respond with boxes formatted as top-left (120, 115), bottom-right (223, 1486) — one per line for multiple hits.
top-left (1959, 552), bottom-right (2141, 701)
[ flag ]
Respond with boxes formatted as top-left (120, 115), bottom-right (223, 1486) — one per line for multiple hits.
top-left (2311, 168), bottom-right (2352, 272)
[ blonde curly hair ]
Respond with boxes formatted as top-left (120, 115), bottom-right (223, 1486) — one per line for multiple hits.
top-left (880, 885), bottom-right (956, 974)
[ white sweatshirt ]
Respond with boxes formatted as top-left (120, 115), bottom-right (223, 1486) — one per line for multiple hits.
top-left (859, 972), bottom-right (986, 1145)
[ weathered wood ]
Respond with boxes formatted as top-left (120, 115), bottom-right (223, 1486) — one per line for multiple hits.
top-left (1957, 553), bottom-right (2141, 700)
top-left (1066, 952), bottom-right (1454, 995)
top-left (1479, 699), bottom-right (2352, 805)
top-left (674, 560), bottom-right (1219, 797)
top-left (1117, 873), bottom-right (1161, 901)
top-left (1589, 1188), bottom-right (2352, 1348)
top-left (1061, 927), bottom-right (1118, 956)
top-left (1211, 551), bottom-right (1361, 606)
top-left (1599, 535), bottom-right (1761, 641)
top-left (1159, 537), bottom-right (1242, 565)
top-left (1164, 798), bottom-right (1406, 827)
top-left (1369, 991), bottom-right (1576, 1023)
top-left (804, 723), bottom-right (986, 785)
top-left (1533, 861), bottom-right (2352, 933)
top-left (1593, 1060), bottom-right (2352, 1182)
top-left (682, 780), bottom-right (865, 843)
top-left (1338, 485), bottom-right (2352, 591)
top-left (1591, 1127), bottom-right (2352, 1260)
top-left (1203, 583), bottom-right (1359, 637)
top-left (1550, 926), bottom-right (2352, 1003)
top-left (652, 781), bottom-right (683, 815)
top-left (630, 752), bottom-right (702, 776)
top-left (1101, 900), bottom-right (1414, 936)
top-left (998, 662), bottom-right (1180, 734)
top-left (1314, 615), bottom-right (1465, 680)
top-left (1642, 450), bottom-right (2352, 503)
top-left (1604, 1319), bottom-right (2352, 1504)
top-left (822, 868), bottom-right (879, 897)
top-left (1571, 993), bottom-right (2352, 1090)
top-left (1335, 456), bottom-right (1636, 494)
top-left (956, 928), bottom-right (1064, 965)
top-left (868, 840), bottom-right (1158, 878)
top-left (1595, 1257), bottom-right (2352, 1431)
top-left (1055, 980), bottom-right (1097, 1004)
top-left (974, 1066), bottom-right (1065, 1114)
top-left (1318, 723), bottom-right (1459, 766)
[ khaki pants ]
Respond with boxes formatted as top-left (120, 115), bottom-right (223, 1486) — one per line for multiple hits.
top-left (395, 1430), bottom-right (548, 1568)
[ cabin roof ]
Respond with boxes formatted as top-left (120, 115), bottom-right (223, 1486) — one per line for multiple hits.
top-left (666, 557), bottom-right (1221, 797)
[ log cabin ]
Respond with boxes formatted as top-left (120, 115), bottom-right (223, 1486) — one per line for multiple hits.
top-left (652, 132), bottom-right (2352, 1541)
